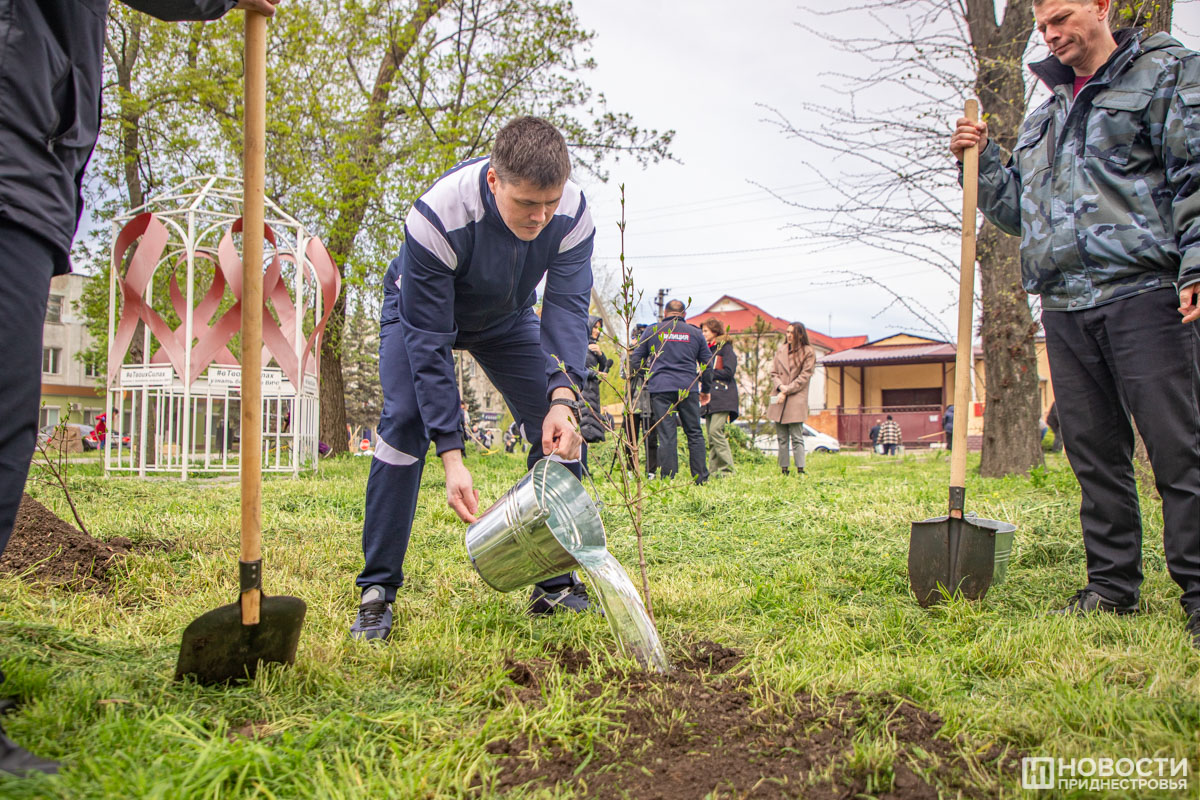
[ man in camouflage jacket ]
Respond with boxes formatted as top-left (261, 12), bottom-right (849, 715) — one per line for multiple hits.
top-left (952, 0), bottom-right (1200, 645)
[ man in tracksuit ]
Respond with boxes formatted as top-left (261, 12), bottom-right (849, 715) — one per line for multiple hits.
top-left (351, 117), bottom-right (595, 641)
top-left (952, 0), bottom-right (1200, 645)
top-left (631, 300), bottom-right (712, 484)
top-left (0, 0), bottom-right (278, 776)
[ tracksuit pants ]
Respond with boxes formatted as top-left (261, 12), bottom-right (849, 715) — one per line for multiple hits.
top-left (650, 390), bottom-right (707, 483)
top-left (1042, 288), bottom-right (1200, 614)
top-left (357, 307), bottom-right (577, 602)
top-left (0, 223), bottom-right (56, 556)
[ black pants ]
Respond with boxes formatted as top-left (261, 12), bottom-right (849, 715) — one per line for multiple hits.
top-left (0, 223), bottom-right (57, 556)
top-left (650, 390), bottom-right (707, 483)
top-left (1043, 289), bottom-right (1200, 613)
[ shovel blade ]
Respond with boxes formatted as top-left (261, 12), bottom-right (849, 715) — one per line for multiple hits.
top-left (909, 515), bottom-right (996, 607)
top-left (175, 595), bottom-right (306, 684)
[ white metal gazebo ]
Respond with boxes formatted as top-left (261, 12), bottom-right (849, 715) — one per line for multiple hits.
top-left (104, 175), bottom-right (340, 478)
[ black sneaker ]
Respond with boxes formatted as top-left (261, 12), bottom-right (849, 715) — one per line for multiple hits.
top-left (1186, 609), bottom-right (1200, 649)
top-left (349, 585), bottom-right (393, 641)
top-left (0, 723), bottom-right (59, 776)
top-left (1050, 589), bottom-right (1138, 616)
top-left (528, 582), bottom-right (596, 616)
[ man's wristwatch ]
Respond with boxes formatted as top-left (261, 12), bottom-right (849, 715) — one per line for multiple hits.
top-left (549, 397), bottom-right (582, 422)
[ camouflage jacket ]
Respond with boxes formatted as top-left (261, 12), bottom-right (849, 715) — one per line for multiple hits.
top-left (976, 29), bottom-right (1200, 311)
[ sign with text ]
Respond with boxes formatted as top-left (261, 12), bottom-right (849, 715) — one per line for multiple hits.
top-left (204, 367), bottom-right (284, 394)
top-left (119, 365), bottom-right (174, 387)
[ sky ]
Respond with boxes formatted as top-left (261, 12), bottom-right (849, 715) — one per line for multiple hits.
top-left (569, 0), bottom-right (1200, 341)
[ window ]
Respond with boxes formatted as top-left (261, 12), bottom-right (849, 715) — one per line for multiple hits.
top-left (39, 406), bottom-right (60, 428)
top-left (46, 295), bottom-right (63, 324)
top-left (42, 347), bottom-right (61, 374)
top-left (83, 356), bottom-right (100, 378)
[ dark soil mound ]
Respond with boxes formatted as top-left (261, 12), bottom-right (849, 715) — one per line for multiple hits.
top-left (488, 641), bottom-right (1018, 799)
top-left (0, 494), bottom-right (129, 591)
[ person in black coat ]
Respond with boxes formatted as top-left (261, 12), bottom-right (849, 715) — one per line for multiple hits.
top-left (698, 318), bottom-right (738, 477)
top-left (0, 0), bottom-right (280, 778)
top-left (580, 316), bottom-right (612, 444)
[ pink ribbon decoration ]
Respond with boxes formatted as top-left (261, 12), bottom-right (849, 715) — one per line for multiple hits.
top-left (109, 212), bottom-right (342, 390)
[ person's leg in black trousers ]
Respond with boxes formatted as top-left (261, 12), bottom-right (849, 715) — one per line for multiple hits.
top-left (650, 392), bottom-right (679, 477)
top-left (0, 222), bottom-right (61, 776)
top-left (1043, 289), bottom-right (1200, 614)
top-left (0, 224), bottom-right (56, 556)
top-left (674, 389), bottom-right (708, 484)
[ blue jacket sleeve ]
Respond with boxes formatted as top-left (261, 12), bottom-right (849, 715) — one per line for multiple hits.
top-left (540, 230), bottom-right (594, 399)
top-left (120, 0), bottom-right (237, 21)
top-left (398, 240), bottom-right (463, 455)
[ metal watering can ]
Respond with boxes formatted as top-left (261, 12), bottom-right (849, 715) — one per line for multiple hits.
top-left (465, 459), bottom-right (669, 672)
top-left (465, 459), bottom-right (604, 591)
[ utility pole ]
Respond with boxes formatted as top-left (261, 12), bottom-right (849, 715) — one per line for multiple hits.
top-left (654, 288), bottom-right (670, 319)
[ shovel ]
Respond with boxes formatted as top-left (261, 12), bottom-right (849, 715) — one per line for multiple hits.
top-left (175, 8), bottom-right (305, 683)
top-left (908, 99), bottom-right (1010, 608)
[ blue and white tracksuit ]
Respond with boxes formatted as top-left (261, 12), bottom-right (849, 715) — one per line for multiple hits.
top-left (357, 157), bottom-right (595, 600)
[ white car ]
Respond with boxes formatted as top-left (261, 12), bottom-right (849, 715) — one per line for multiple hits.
top-left (734, 421), bottom-right (840, 454)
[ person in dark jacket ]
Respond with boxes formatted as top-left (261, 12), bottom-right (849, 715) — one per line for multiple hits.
top-left (631, 299), bottom-right (712, 484)
top-left (580, 316), bottom-right (612, 444)
top-left (352, 117), bottom-right (596, 642)
top-left (942, 404), bottom-right (954, 451)
top-left (869, 419), bottom-right (883, 454)
top-left (0, 0), bottom-right (278, 777)
top-left (953, 0), bottom-right (1200, 638)
top-left (698, 318), bottom-right (738, 478)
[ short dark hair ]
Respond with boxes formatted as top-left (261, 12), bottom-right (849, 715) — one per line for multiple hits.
top-left (664, 299), bottom-right (686, 315)
top-left (491, 117), bottom-right (571, 188)
top-left (887, 414), bottom-right (893, 420)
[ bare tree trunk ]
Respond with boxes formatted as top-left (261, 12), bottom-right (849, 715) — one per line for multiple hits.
top-left (977, 224), bottom-right (1043, 475)
top-left (967, 0), bottom-right (1044, 476)
top-left (1113, 0), bottom-right (1172, 33)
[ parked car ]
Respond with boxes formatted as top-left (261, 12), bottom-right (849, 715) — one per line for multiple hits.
top-left (732, 421), bottom-right (841, 455)
top-left (37, 423), bottom-right (98, 451)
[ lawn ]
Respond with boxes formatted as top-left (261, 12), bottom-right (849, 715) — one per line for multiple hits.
top-left (0, 443), bottom-right (1196, 798)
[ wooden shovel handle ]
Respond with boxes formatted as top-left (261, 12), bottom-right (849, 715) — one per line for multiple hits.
top-left (950, 99), bottom-right (979, 495)
top-left (241, 9), bottom-right (267, 625)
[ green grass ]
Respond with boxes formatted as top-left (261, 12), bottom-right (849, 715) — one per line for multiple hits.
top-left (1, 445), bottom-right (1196, 798)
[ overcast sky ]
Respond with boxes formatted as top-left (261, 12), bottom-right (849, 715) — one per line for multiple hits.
top-left (570, 0), bottom-right (1200, 341)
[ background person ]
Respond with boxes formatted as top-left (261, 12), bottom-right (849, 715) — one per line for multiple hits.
top-left (869, 418), bottom-right (883, 454)
top-left (631, 299), bottom-right (712, 484)
top-left (942, 404), bottom-right (954, 451)
top-left (767, 322), bottom-right (816, 476)
top-left (952, 0), bottom-right (1200, 642)
top-left (698, 318), bottom-right (738, 478)
top-left (580, 315), bottom-right (612, 446)
top-left (878, 415), bottom-right (902, 456)
top-left (0, 0), bottom-right (280, 777)
top-left (352, 117), bottom-right (596, 642)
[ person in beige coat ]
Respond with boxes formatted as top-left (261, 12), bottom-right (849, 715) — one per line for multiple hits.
top-left (767, 322), bottom-right (817, 475)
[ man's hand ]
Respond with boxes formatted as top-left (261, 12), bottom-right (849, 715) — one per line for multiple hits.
top-left (236, 0), bottom-right (280, 16)
top-left (699, 393), bottom-right (711, 406)
top-left (543, 389), bottom-right (582, 460)
top-left (1181, 283), bottom-right (1200, 324)
top-left (440, 449), bottom-right (478, 523)
top-left (951, 117), bottom-right (988, 162)
top-left (588, 343), bottom-right (602, 355)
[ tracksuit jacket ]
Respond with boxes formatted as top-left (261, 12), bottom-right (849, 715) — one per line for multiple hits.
top-left (385, 156), bottom-right (595, 455)
top-left (0, 0), bottom-right (237, 269)
top-left (975, 29), bottom-right (1200, 310)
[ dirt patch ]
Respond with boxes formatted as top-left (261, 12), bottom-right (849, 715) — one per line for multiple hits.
top-left (488, 641), bottom-right (1018, 799)
top-left (0, 494), bottom-right (129, 591)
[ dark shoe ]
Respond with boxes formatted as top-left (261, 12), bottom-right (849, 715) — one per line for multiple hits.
top-left (349, 585), bottom-right (393, 641)
top-left (797, 467), bottom-right (806, 475)
top-left (1186, 609), bottom-right (1200, 649)
top-left (781, 468), bottom-right (789, 476)
top-left (1050, 589), bottom-right (1138, 616)
top-left (0, 724), bottom-right (59, 776)
top-left (528, 582), bottom-right (596, 616)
